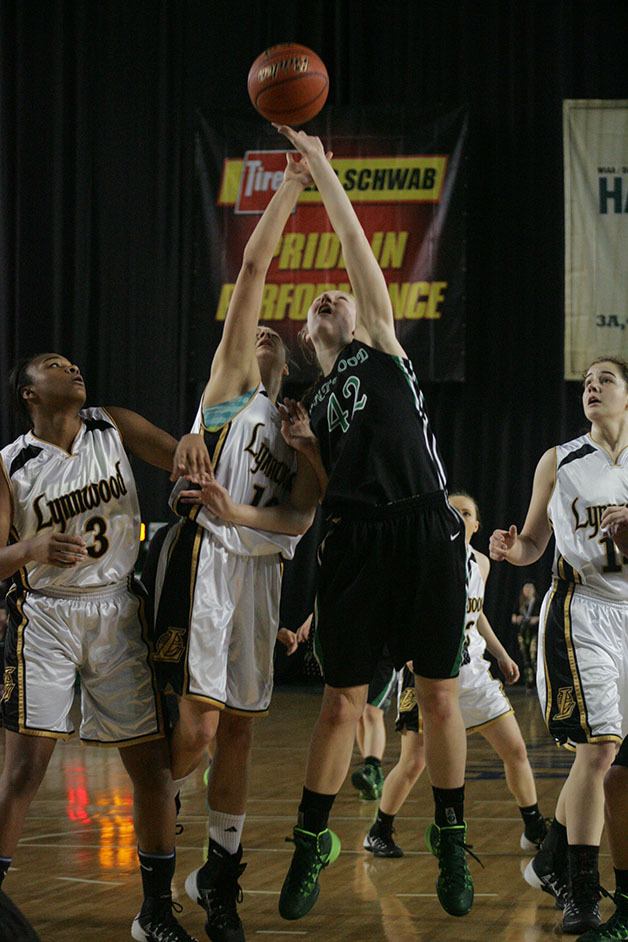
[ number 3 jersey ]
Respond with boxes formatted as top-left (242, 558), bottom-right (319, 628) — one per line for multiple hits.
top-left (170, 387), bottom-right (300, 559)
top-left (0, 407), bottom-right (141, 592)
top-left (308, 339), bottom-right (447, 512)
top-left (548, 434), bottom-right (628, 602)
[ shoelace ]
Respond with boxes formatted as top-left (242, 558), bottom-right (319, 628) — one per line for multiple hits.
top-left (285, 836), bottom-right (324, 893)
top-left (142, 899), bottom-right (198, 942)
top-left (568, 874), bottom-right (603, 910)
top-left (525, 816), bottom-right (552, 842)
top-left (439, 835), bottom-right (484, 885)
top-left (543, 871), bottom-right (569, 907)
top-left (199, 865), bottom-right (245, 929)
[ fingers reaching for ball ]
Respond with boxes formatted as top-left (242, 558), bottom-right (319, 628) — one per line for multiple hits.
top-left (273, 124), bottom-right (327, 161)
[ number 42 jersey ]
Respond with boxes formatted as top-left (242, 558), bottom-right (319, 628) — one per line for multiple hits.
top-left (309, 339), bottom-right (448, 512)
top-left (548, 434), bottom-right (628, 602)
top-left (0, 407), bottom-right (141, 592)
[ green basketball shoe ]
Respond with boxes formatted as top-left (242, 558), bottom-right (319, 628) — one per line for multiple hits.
top-left (425, 822), bottom-right (475, 917)
top-left (577, 895), bottom-right (628, 940)
top-left (278, 826), bottom-right (341, 921)
top-left (351, 763), bottom-right (383, 801)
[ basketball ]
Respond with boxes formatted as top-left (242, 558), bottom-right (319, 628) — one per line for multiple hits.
top-left (247, 43), bottom-right (329, 126)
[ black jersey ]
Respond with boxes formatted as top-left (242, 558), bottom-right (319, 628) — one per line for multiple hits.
top-left (309, 340), bottom-right (447, 511)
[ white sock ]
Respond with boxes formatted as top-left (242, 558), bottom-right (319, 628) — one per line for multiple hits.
top-left (208, 807), bottom-right (245, 856)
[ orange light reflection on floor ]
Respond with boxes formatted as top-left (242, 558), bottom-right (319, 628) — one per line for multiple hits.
top-left (64, 767), bottom-right (136, 871)
top-left (65, 767), bottom-right (93, 825)
top-left (95, 791), bottom-right (135, 871)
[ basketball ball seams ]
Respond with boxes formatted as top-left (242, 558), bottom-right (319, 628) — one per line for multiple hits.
top-left (248, 43), bottom-right (329, 125)
top-left (254, 84), bottom-right (329, 121)
top-left (254, 74), bottom-right (328, 107)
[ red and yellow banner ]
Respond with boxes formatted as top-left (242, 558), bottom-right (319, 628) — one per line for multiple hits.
top-left (193, 109), bottom-right (466, 382)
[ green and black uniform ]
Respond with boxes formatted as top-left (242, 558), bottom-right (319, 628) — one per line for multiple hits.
top-left (309, 339), bottom-right (465, 687)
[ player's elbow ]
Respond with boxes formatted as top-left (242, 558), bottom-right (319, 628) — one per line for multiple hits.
top-left (289, 506), bottom-right (316, 535)
top-left (239, 255), bottom-right (266, 279)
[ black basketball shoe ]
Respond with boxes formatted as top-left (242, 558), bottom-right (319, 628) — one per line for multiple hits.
top-left (185, 840), bottom-right (246, 941)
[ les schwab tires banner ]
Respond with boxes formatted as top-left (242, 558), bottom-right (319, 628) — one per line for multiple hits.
top-left (564, 100), bottom-right (628, 380)
top-left (194, 108), bottom-right (466, 384)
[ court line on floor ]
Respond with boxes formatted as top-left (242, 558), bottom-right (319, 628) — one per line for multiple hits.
top-left (56, 876), bottom-right (124, 886)
top-left (20, 807), bottom-right (552, 823)
top-left (396, 892), bottom-right (499, 898)
top-left (20, 829), bottom-right (101, 841)
top-left (19, 841), bottom-right (597, 861)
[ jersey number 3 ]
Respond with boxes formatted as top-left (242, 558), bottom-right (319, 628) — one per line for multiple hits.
top-left (85, 516), bottom-right (109, 559)
top-left (327, 376), bottom-right (367, 434)
top-left (599, 536), bottom-right (627, 573)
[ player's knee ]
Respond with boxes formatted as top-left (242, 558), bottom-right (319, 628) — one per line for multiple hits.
top-left (506, 738), bottom-right (529, 766)
top-left (131, 761), bottom-right (173, 797)
top-left (320, 691), bottom-right (364, 728)
top-left (403, 754), bottom-right (426, 780)
top-left (604, 764), bottom-right (627, 805)
top-left (419, 687), bottom-right (457, 725)
top-left (186, 711), bottom-right (219, 752)
top-left (218, 713), bottom-right (254, 751)
top-left (575, 742), bottom-right (616, 777)
top-left (363, 703), bottom-right (381, 722)
top-left (2, 756), bottom-right (47, 797)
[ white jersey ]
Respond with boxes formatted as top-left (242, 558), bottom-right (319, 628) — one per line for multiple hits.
top-left (548, 435), bottom-right (628, 602)
top-left (461, 547), bottom-right (488, 670)
top-left (0, 407), bottom-right (140, 592)
top-left (170, 387), bottom-right (300, 558)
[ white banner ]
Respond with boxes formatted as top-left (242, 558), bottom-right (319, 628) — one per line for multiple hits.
top-left (564, 100), bottom-right (628, 380)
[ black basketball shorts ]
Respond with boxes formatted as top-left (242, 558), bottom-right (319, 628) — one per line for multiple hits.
top-left (614, 735), bottom-right (628, 769)
top-left (314, 491), bottom-right (466, 688)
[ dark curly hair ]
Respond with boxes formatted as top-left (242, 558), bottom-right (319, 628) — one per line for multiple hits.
top-left (8, 354), bottom-right (45, 424)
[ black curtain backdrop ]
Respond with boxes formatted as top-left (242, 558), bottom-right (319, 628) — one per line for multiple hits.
top-left (1, 0), bottom-right (626, 641)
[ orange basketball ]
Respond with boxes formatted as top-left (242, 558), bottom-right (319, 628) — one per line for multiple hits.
top-left (247, 43), bottom-right (329, 126)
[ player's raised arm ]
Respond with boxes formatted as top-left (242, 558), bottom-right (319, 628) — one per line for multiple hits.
top-left (489, 448), bottom-right (556, 566)
top-left (274, 124), bottom-right (404, 356)
top-left (205, 154), bottom-right (314, 404)
top-left (105, 406), bottom-right (177, 471)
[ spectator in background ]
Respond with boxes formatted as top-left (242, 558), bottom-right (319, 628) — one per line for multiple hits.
top-left (512, 582), bottom-right (540, 690)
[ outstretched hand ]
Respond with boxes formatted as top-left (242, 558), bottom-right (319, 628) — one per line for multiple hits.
top-left (278, 398), bottom-right (318, 453)
top-left (283, 151), bottom-right (315, 188)
top-left (171, 433), bottom-right (213, 484)
top-left (489, 524), bottom-right (518, 561)
top-left (178, 478), bottom-right (236, 523)
top-left (277, 613), bottom-right (313, 656)
top-left (274, 124), bottom-right (331, 165)
top-left (295, 613), bottom-right (313, 644)
top-left (277, 627), bottom-right (299, 655)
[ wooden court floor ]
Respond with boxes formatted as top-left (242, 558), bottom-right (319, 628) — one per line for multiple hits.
top-left (0, 686), bottom-right (614, 941)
